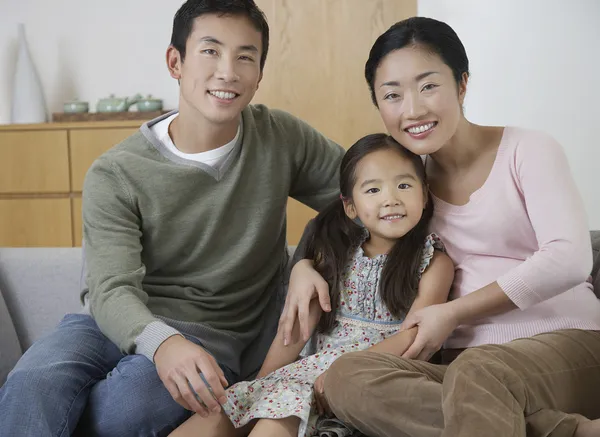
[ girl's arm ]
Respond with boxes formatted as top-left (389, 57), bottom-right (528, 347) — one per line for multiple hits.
top-left (366, 250), bottom-right (454, 357)
top-left (257, 298), bottom-right (322, 378)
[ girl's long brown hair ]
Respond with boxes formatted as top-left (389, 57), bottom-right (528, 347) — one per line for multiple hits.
top-left (301, 134), bottom-right (434, 333)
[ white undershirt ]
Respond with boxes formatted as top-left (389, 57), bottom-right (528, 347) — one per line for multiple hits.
top-left (151, 113), bottom-right (240, 169)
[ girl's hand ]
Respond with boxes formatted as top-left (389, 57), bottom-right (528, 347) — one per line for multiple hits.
top-left (280, 259), bottom-right (331, 345)
top-left (400, 303), bottom-right (459, 361)
top-left (314, 370), bottom-right (331, 416)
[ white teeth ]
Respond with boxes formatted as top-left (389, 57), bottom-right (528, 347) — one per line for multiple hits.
top-left (407, 122), bottom-right (435, 134)
top-left (382, 215), bottom-right (403, 220)
top-left (210, 90), bottom-right (237, 100)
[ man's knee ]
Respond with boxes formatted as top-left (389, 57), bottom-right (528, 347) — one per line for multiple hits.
top-left (3, 365), bottom-right (56, 398)
top-left (80, 354), bottom-right (191, 436)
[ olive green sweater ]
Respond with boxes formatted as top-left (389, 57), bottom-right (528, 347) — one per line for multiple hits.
top-left (81, 105), bottom-right (344, 377)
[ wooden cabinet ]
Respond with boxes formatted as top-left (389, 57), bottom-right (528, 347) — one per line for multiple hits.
top-left (0, 120), bottom-right (318, 247)
top-left (0, 121), bottom-right (144, 247)
top-left (0, 131), bottom-right (70, 193)
top-left (0, 198), bottom-right (73, 247)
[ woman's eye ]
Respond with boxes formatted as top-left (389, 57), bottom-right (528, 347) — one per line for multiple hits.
top-left (398, 183), bottom-right (411, 190)
top-left (422, 84), bottom-right (437, 92)
top-left (383, 93), bottom-right (400, 101)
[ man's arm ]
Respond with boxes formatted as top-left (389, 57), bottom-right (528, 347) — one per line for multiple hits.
top-left (274, 110), bottom-right (345, 211)
top-left (83, 156), bottom-right (176, 357)
top-left (83, 157), bottom-right (227, 416)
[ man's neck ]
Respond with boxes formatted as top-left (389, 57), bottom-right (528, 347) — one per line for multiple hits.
top-left (169, 107), bottom-right (240, 154)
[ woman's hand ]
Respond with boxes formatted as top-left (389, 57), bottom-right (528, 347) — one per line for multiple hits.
top-left (400, 303), bottom-right (459, 361)
top-left (280, 259), bottom-right (331, 345)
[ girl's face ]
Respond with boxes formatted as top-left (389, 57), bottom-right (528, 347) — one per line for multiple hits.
top-left (344, 147), bottom-right (426, 254)
top-left (374, 46), bottom-right (466, 156)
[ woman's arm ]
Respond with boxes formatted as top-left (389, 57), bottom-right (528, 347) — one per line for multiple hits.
top-left (367, 251), bottom-right (454, 357)
top-left (496, 132), bottom-right (591, 309)
top-left (432, 134), bottom-right (591, 328)
top-left (257, 298), bottom-right (322, 378)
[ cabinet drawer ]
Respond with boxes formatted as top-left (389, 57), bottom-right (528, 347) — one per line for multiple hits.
top-left (0, 131), bottom-right (70, 193)
top-left (0, 198), bottom-right (73, 247)
top-left (70, 128), bottom-right (138, 192)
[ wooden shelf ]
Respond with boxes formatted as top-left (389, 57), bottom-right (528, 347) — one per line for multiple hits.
top-left (0, 120), bottom-right (150, 131)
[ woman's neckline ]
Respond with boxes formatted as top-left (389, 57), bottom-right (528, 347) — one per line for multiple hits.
top-left (429, 126), bottom-right (510, 213)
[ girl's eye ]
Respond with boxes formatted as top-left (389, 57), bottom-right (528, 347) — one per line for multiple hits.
top-left (398, 183), bottom-right (411, 190)
top-left (421, 84), bottom-right (437, 92)
top-left (366, 188), bottom-right (380, 194)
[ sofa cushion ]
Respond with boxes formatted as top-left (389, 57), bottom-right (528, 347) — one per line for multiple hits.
top-left (0, 287), bottom-right (22, 383)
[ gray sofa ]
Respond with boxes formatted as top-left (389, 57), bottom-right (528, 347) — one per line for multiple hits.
top-left (2, 234), bottom-right (600, 384)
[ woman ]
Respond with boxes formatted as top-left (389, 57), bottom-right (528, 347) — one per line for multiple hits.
top-left (281, 17), bottom-right (600, 437)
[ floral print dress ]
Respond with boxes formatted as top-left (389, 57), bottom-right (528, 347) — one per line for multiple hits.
top-left (222, 233), bottom-right (443, 437)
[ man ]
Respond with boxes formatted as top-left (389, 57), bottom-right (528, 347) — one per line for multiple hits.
top-left (0, 1), bottom-right (343, 435)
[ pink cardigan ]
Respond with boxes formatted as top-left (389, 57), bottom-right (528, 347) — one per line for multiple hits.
top-left (430, 127), bottom-right (600, 348)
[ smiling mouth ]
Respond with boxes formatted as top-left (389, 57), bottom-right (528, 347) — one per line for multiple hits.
top-left (405, 122), bottom-right (437, 134)
top-left (380, 214), bottom-right (406, 221)
top-left (207, 90), bottom-right (240, 100)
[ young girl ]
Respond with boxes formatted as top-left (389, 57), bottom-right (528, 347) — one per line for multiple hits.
top-left (170, 133), bottom-right (454, 437)
top-left (282, 16), bottom-right (600, 437)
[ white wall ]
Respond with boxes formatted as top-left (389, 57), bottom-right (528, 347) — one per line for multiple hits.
top-left (0, 0), bottom-right (182, 123)
top-left (1, 0), bottom-right (599, 226)
top-left (418, 0), bottom-right (600, 227)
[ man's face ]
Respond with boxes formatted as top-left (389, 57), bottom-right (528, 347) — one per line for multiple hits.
top-left (168, 13), bottom-right (263, 125)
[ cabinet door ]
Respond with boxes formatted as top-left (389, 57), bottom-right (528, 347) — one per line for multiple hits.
top-left (0, 131), bottom-right (70, 193)
top-left (70, 128), bottom-right (138, 192)
top-left (0, 198), bottom-right (73, 247)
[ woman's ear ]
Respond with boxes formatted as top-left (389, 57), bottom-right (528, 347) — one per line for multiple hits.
top-left (343, 198), bottom-right (358, 220)
top-left (458, 72), bottom-right (469, 106)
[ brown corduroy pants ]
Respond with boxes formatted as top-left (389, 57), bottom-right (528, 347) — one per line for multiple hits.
top-left (324, 329), bottom-right (600, 437)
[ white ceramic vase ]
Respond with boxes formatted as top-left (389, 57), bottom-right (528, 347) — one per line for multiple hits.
top-left (11, 23), bottom-right (47, 124)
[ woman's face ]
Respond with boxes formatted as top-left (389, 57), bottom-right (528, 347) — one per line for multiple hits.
top-left (374, 46), bottom-right (466, 156)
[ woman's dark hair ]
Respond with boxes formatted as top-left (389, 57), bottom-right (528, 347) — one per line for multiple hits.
top-left (171, 0), bottom-right (269, 71)
top-left (365, 17), bottom-right (470, 106)
top-left (303, 133), bottom-right (434, 333)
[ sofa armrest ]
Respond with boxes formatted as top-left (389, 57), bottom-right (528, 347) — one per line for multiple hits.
top-left (0, 248), bottom-right (84, 353)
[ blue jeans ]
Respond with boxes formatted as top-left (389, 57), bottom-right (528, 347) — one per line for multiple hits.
top-left (0, 314), bottom-right (236, 437)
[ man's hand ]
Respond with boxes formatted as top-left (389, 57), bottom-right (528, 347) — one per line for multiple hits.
top-left (401, 303), bottom-right (459, 361)
top-left (154, 335), bottom-right (228, 417)
top-left (280, 259), bottom-right (331, 345)
top-left (314, 370), bottom-right (331, 416)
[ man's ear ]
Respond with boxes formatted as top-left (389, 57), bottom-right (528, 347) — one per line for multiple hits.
top-left (167, 45), bottom-right (182, 81)
top-left (343, 198), bottom-right (358, 220)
